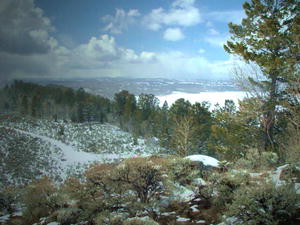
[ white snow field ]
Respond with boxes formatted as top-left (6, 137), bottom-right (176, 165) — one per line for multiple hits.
top-left (157, 91), bottom-right (247, 108)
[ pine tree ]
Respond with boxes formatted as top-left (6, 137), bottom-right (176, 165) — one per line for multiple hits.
top-left (224, 0), bottom-right (300, 151)
top-left (21, 95), bottom-right (29, 115)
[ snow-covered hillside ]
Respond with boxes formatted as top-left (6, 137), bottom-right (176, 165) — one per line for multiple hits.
top-left (1, 118), bottom-right (163, 155)
top-left (0, 118), bottom-right (164, 185)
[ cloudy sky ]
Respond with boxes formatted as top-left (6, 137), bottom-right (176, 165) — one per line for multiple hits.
top-left (0, 0), bottom-right (246, 82)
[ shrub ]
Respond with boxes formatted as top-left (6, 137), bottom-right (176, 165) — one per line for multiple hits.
top-left (112, 157), bottom-right (165, 204)
top-left (62, 159), bottom-right (168, 221)
top-left (208, 171), bottom-right (250, 207)
top-left (124, 216), bottom-right (159, 225)
top-left (167, 157), bottom-right (200, 185)
top-left (94, 211), bottom-right (128, 225)
top-left (0, 186), bottom-right (20, 214)
top-left (22, 176), bottom-right (64, 224)
top-left (234, 148), bottom-right (278, 170)
top-left (51, 207), bottom-right (81, 225)
top-left (64, 164), bottom-right (124, 222)
top-left (282, 129), bottom-right (300, 166)
top-left (224, 182), bottom-right (299, 225)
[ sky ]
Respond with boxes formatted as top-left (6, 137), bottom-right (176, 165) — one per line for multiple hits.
top-left (0, 0), bottom-right (247, 82)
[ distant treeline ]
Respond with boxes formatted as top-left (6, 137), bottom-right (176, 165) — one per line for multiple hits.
top-left (0, 80), bottom-right (111, 123)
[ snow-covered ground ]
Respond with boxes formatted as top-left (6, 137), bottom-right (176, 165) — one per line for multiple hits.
top-left (5, 127), bottom-right (103, 166)
top-left (0, 119), bottom-right (165, 185)
top-left (157, 91), bottom-right (247, 108)
top-left (1, 119), bottom-right (163, 155)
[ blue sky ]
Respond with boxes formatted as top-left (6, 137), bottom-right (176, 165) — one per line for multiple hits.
top-left (0, 0), bottom-right (247, 81)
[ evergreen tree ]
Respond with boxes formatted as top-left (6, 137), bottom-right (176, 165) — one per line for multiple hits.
top-left (21, 95), bottom-right (29, 115)
top-left (224, 0), bottom-right (300, 151)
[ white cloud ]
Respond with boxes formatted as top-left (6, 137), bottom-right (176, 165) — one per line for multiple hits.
top-left (49, 34), bottom-right (235, 79)
top-left (208, 28), bottom-right (219, 35)
top-left (144, 0), bottom-right (202, 30)
top-left (102, 9), bottom-right (140, 34)
top-left (76, 35), bottom-right (118, 60)
top-left (198, 48), bottom-right (206, 54)
top-left (1, 31), bottom-right (235, 81)
top-left (205, 35), bottom-right (229, 47)
top-left (208, 10), bottom-right (245, 24)
top-left (163, 28), bottom-right (185, 41)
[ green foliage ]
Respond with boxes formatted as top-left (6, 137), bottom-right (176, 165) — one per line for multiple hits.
top-left (1, 80), bottom-right (112, 122)
top-left (234, 148), bottom-right (279, 170)
top-left (208, 171), bottom-right (251, 207)
top-left (209, 101), bottom-right (257, 160)
top-left (224, 0), bottom-right (300, 152)
top-left (167, 157), bottom-right (200, 185)
top-left (224, 183), bottom-right (299, 225)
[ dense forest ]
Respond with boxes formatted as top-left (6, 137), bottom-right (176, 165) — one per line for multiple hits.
top-left (0, 0), bottom-right (299, 224)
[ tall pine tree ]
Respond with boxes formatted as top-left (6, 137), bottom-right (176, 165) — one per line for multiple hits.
top-left (224, 0), bottom-right (300, 151)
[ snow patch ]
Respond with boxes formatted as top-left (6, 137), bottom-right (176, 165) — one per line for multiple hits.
top-left (176, 216), bottom-right (190, 222)
top-left (171, 183), bottom-right (195, 202)
top-left (0, 215), bottom-right (10, 223)
top-left (185, 154), bottom-right (219, 167)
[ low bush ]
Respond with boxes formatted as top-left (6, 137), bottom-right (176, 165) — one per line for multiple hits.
top-left (208, 171), bottom-right (251, 207)
top-left (234, 148), bottom-right (278, 170)
top-left (224, 182), bottom-right (299, 225)
top-left (51, 207), bottom-right (81, 225)
top-left (124, 216), bottom-right (159, 225)
top-left (166, 157), bottom-right (200, 185)
top-left (0, 186), bottom-right (20, 214)
top-left (112, 157), bottom-right (166, 204)
top-left (22, 176), bottom-right (64, 224)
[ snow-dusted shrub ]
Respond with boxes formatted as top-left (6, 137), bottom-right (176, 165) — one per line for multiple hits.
top-left (51, 207), bottom-right (81, 225)
top-left (63, 164), bottom-right (125, 222)
top-left (234, 148), bottom-right (278, 170)
top-left (124, 216), bottom-right (159, 225)
top-left (94, 211), bottom-right (127, 225)
top-left (112, 157), bottom-right (166, 204)
top-left (167, 157), bottom-right (200, 185)
top-left (22, 177), bottom-right (64, 224)
top-left (224, 182), bottom-right (299, 225)
top-left (278, 164), bottom-right (300, 183)
top-left (218, 160), bottom-right (231, 172)
top-left (283, 131), bottom-right (300, 166)
top-left (208, 171), bottom-right (251, 207)
top-left (0, 186), bottom-right (20, 214)
top-left (61, 159), bottom-right (168, 222)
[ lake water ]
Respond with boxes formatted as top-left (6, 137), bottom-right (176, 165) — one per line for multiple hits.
top-left (157, 91), bottom-right (248, 108)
